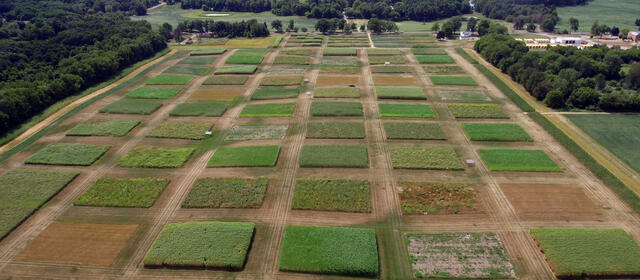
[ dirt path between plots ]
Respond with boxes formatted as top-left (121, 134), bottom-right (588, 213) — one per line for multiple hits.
top-left (0, 50), bottom-right (177, 157)
top-left (367, 32), bottom-right (375, 48)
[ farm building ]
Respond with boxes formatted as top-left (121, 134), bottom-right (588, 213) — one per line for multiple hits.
top-left (459, 30), bottom-right (472, 40)
top-left (629, 31), bottom-right (640, 42)
top-left (552, 37), bottom-right (582, 45)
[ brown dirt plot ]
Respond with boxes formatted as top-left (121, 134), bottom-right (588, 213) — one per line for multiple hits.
top-left (189, 87), bottom-right (245, 101)
top-left (315, 75), bottom-right (360, 86)
top-left (373, 75), bottom-right (421, 86)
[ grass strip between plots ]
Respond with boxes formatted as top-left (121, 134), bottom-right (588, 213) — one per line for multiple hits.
top-left (208, 145), bottom-right (280, 167)
top-left (293, 178), bottom-right (371, 212)
top-left (74, 178), bottom-right (169, 207)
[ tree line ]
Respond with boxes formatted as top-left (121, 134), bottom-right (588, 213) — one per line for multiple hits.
top-left (1, 0), bottom-right (160, 18)
top-left (170, 19), bottom-right (270, 41)
top-left (474, 0), bottom-right (589, 31)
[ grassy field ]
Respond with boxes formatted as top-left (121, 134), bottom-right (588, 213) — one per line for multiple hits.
top-left (299, 145), bottom-right (369, 168)
top-left (145, 75), bottom-right (195, 85)
top-left (147, 121), bottom-right (212, 140)
top-left (99, 100), bottom-right (162, 115)
top-left (293, 178), bottom-right (371, 212)
top-left (376, 86), bottom-right (426, 100)
top-left (278, 225), bottom-right (379, 277)
top-left (367, 48), bottom-right (402, 56)
top-left (118, 146), bottom-right (194, 168)
top-left (556, 0), bottom-right (640, 32)
top-left (369, 56), bottom-right (407, 65)
top-left (379, 104), bottom-right (435, 118)
top-left (235, 48), bottom-right (270, 55)
top-left (125, 87), bottom-right (181, 99)
top-left (225, 124), bottom-right (288, 141)
top-left (461, 123), bottom-right (532, 142)
top-left (530, 228), bottom-right (640, 278)
top-left (190, 48), bottom-right (227, 55)
top-left (390, 146), bottom-right (464, 170)
top-left (439, 90), bottom-right (490, 102)
top-left (203, 75), bottom-right (249, 85)
top-left (251, 87), bottom-right (300, 100)
top-left (26, 143), bottom-right (110, 166)
top-left (143, 221), bottom-right (255, 270)
top-left (208, 145), bottom-right (280, 167)
top-left (170, 102), bottom-right (228, 116)
top-left (423, 65), bottom-right (464, 74)
top-left (74, 178), bottom-right (169, 208)
top-left (399, 182), bottom-right (477, 214)
top-left (179, 56), bottom-right (217, 65)
top-left (384, 122), bottom-right (446, 140)
top-left (163, 65), bottom-right (211, 76)
top-left (260, 76), bottom-right (303, 86)
top-left (0, 169), bottom-right (78, 240)
top-left (323, 48), bottom-right (358, 56)
top-left (429, 75), bottom-right (478, 86)
top-left (214, 65), bottom-right (257, 74)
top-left (412, 48), bottom-right (447, 55)
top-left (182, 178), bottom-right (268, 208)
top-left (310, 102), bottom-right (363, 116)
top-left (67, 119), bottom-right (140, 137)
top-left (307, 122), bottom-right (365, 139)
top-left (416, 55), bottom-right (455, 64)
top-left (314, 87), bottom-right (360, 98)
top-left (281, 49), bottom-right (313, 56)
top-left (225, 55), bottom-right (264, 64)
top-left (478, 149), bottom-right (562, 172)
top-left (448, 104), bottom-right (508, 119)
top-left (370, 66), bottom-right (412, 73)
top-left (239, 103), bottom-right (295, 117)
top-left (274, 55), bottom-right (311, 65)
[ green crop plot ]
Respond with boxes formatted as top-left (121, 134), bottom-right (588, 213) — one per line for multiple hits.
top-left (412, 48), bottom-right (447, 55)
top-left (239, 103), bottom-right (295, 117)
top-left (118, 146), bottom-right (194, 168)
top-left (376, 86), bottom-right (426, 100)
top-left (310, 102), bottom-right (363, 116)
top-left (143, 221), bottom-right (254, 270)
top-left (399, 182), bottom-right (477, 214)
top-left (0, 169), bottom-right (78, 240)
top-left (439, 90), bottom-right (490, 102)
top-left (67, 119), bottom-right (140, 137)
top-left (125, 87), bottom-right (181, 99)
top-left (203, 75), bottom-right (249, 85)
top-left (370, 66), bottom-right (412, 73)
top-left (225, 124), bottom-right (288, 141)
top-left (390, 146), bottom-right (463, 170)
top-left (379, 104), bottom-right (435, 118)
top-left (170, 102), bottom-right (228, 117)
top-left (314, 87), bottom-right (360, 98)
top-left (145, 75), bottom-right (195, 85)
top-left (274, 55), bottom-right (311, 65)
top-left (235, 48), bottom-right (270, 55)
top-left (448, 104), bottom-right (508, 119)
top-left (299, 145), bottom-right (369, 168)
top-left (462, 123), bottom-right (532, 142)
top-left (307, 122), bottom-right (365, 139)
top-left (281, 49), bottom-right (312, 56)
top-left (190, 48), bottom-right (226, 55)
top-left (179, 56), bottom-right (217, 65)
top-left (429, 75), bottom-right (478, 86)
top-left (225, 55), bottom-right (264, 64)
top-left (368, 56), bottom-right (407, 65)
top-left (182, 178), bottom-right (268, 208)
top-left (423, 65), bottom-right (464, 74)
top-left (260, 75), bottom-right (303, 86)
top-left (251, 87), bottom-right (300, 100)
top-left (163, 66), bottom-right (211, 76)
top-left (99, 100), bottom-right (162, 115)
top-left (293, 178), bottom-right (371, 212)
top-left (416, 55), bottom-right (455, 64)
top-left (214, 65), bottom-right (258, 74)
top-left (147, 121), bottom-right (212, 140)
top-left (323, 48), bottom-right (357, 56)
top-left (530, 228), bottom-right (640, 278)
top-left (208, 145), bottom-right (280, 167)
top-left (367, 48), bottom-right (402, 56)
top-left (478, 149), bottom-right (562, 172)
top-left (278, 225), bottom-right (379, 277)
top-left (74, 178), bottom-right (169, 208)
top-left (26, 143), bottom-right (110, 166)
top-left (384, 122), bottom-right (446, 140)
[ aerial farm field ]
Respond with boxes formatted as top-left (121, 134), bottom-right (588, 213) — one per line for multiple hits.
top-left (1, 33), bottom-right (639, 280)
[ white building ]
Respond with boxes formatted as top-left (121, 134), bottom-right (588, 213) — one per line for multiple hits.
top-left (552, 37), bottom-right (582, 45)
top-left (459, 30), bottom-right (472, 40)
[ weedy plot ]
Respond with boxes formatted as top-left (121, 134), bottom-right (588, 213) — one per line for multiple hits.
top-left (190, 48), bottom-right (226, 55)
top-left (203, 75), bottom-right (249, 85)
top-left (293, 178), bottom-right (371, 212)
top-left (215, 65), bottom-right (258, 74)
top-left (251, 87), bottom-right (300, 100)
top-left (26, 143), bottom-right (110, 166)
top-left (225, 55), bottom-right (264, 64)
top-left (416, 55), bottom-right (455, 64)
top-left (316, 75), bottom-right (360, 86)
top-left (0, 169), bottom-right (78, 240)
top-left (370, 66), bottom-right (412, 73)
top-left (448, 104), bottom-right (508, 119)
top-left (278, 225), bottom-right (379, 277)
top-left (390, 146), bottom-right (464, 170)
top-left (373, 75), bottom-right (420, 86)
top-left (423, 65), bottom-right (464, 74)
top-left (145, 75), bottom-right (195, 85)
top-left (412, 48), bottom-right (447, 55)
top-left (323, 48), bottom-right (358, 56)
top-left (170, 102), bottom-right (228, 117)
top-left (260, 75), bottom-right (303, 86)
top-left (318, 66), bottom-right (360, 74)
top-left (477, 149), bottom-right (562, 172)
top-left (274, 55), bottom-right (311, 65)
top-left (234, 48), bottom-right (270, 55)
top-left (406, 233), bottom-right (516, 279)
top-left (300, 145), bottom-right (369, 168)
top-left (367, 48), bottom-right (402, 56)
top-left (208, 145), bottom-right (280, 167)
top-left (118, 146), bottom-right (194, 168)
top-left (462, 123), bottom-right (532, 142)
top-left (143, 221), bottom-right (255, 270)
top-left (314, 87), bottom-right (360, 98)
top-left (67, 119), bottom-right (140, 137)
top-left (281, 49), bottom-right (312, 56)
top-left (239, 103), bottom-right (295, 117)
top-left (369, 56), bottom-right (407, 65)
top-left (100, 100), bottom-right (162, 115)
top-left (125, 87), bottom-right (181, 99)
top-left (376, 86), bottom-right (426, 100)
top-left (225, 124), bottom-right (288, 141)
top-left (379, 104), bottom-right (435, 118)
top-left (429, 75), bottom-right (478, 86)
top-left (307, 122), bottom-right (365, 139)
top-left (189, 88), bottom-right (244, 101)
top-left (310, 102), bottom-right (363, 117)
top-left (398, 182), bottom-right (478, 214)
top-left (147, 121), bottom-right (212, 140)
top-left (267, 66), bottom-right (309, 74)
top-left (179, 56), bottom-right (217, 65)
top-left (384, 122), bottom-right (446, 140)
top-left (439, 90), bottom-right (490, 102)
top-left (74, 178), bottom-right (169, 207)
top-left (163, 66), bottom-right (211, 76)
top-left (182, 178), bottom-right (268, 208)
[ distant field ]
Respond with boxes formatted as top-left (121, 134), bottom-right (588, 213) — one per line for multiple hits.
top-left (556, 0), bottom-right (640, 32)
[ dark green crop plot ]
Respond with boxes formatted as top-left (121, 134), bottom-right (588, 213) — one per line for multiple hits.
top-left (234, 48), bottom-right (270, 55)
top-left (478, 149), bottom-right (562, 172)
top-left (376, 86), bottom-right (426, 100)
top-left (251, 87), bottom-right (300, 100)
top-left (67, 119), bottom-right (140, 137)
top-left (299, 145), bottom-right (369, 168)
top-left (429, 75), bottom-right (478, 86)
top-left (0, 169), bottom-right (78, 240)
top-left (367, 48), bottom-right (402, 56)
top-left (314, 87), bottom-right (360, 98)
top-left (416, 55), bottom-right (455, 64)
top-left (293, 178), bottom-right (371, 212)
top-left (190, 48), bottom-right (226, 55)
top-left (239, 103), bottom-right (295, 117)
top-left (412, 48), bottom-right (447, 55)
top-left (143, 221), bottom-right (254, 270)
top-left (368, 56), bottom-right (407, 65)
top-left (448, 104), bottom-right (508, 119)
top-left (310, 102), bottom-right (363, 116)
top-left (278, 225), bottom-right (379, 277)
top-left (307, 122), bottom-right (365, 139)
top-left (370, 66), bottom-right (412, 73)
top-left (125, 87), bottom-right (181, 99)
top-left (214, 65), bottom-right (258, 74)
top-left (530, 228), bottom-right (640, 278)
top-left (323, 48), bottom-right (357, 56)
top-left (274, 55), bottom-right (311, 65)
top-left (99, 100), bottom-right (162, 115)
top-left (379, 104), bottom-right (435, 118)
top-left (182, 178), bottom-right (268, 208)
top-left (461, 123), bottom-right (532, 142)
top-left (225, 55), bottom-right (264, 64)
top-left (390, 146), bottom-right (464, 170)
top-left (118, 146), bottom-right (194, 168)
top-left (74, 178), bottom-right (169, 208)
top-left (26, 143), bottom-right (110, 166)
top-left (179, 56), bottom-right (217, 65)
top-left (163, 66), bottom-right (211, 76)
top-left (145, 75), bottom-right (195, 85)
top-left (384, 122), bottom-right (446, 140)
top-left (170, 102), bottom-right (228, 117)
top-left (260, 75), bottom-right (303, 86)
top-left (208, 145), bottom-right (280, 167)
top-left (147, 121), bottom-right (212, 140)
top-left (203, 75), bottom-right (249, 85)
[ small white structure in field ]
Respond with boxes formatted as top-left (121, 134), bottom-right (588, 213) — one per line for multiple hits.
top-left (205, 131), bottom-right (213, 135)
top-left (305, 91), bottom-right (312, 95)
top-left (460, 30), bottom-right (472, 40)
top-left (385, 61), bottom-right (391, 65)
top-left (303, 78), bottom-right (309, 83)
top-left (465, 159), bottom-right (475, 167)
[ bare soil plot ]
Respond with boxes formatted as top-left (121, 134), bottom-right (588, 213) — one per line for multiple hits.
top-left (398, 182), bottom-right (480, 214)
top-left (147, 121), bottom-right (213, 140)
top-left (225, 124), bottom-right (288, 141)
top-left (189, 88), bottom-right (245, 101)
top-left (292, 178), bottom-right (371, 212)
top-left (67, 119), bottom-right (140, 137)
top-left (316, 75), bottom-right (360, 86)
top-left (389, 146), bottom-right (464, 170)
top-left (384, 122), bottom-right (446, 140)
top-left (307, 122), bottom-right (365, 139)
top-left (25, 142), bottom-right (110, 166)
top-left (182, 178), bottom-right (268, 208)
top-left (74, 178), bottom-right (169, 208)
top-left (373, 75), bottom-right (421, 86)
top-left (15, 222), bottom-right (138, 267)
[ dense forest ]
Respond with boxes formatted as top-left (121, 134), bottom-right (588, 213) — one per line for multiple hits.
top-left (1, 0), bottom-right (160, 17)
top-left (474, 34), bottom-right (640, 111)
top-left (173, 19), bottom-right (270, 39)
top-left (0, 1), bottom-right (167, 136)
top-left (475, 0), bottom-right (589, 30)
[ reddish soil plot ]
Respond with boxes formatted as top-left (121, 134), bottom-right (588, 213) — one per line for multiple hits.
top-left (15, 222), bottom-right (137, 266)
top-left (500, 183), bottom-right (603, 221)
top-left (189, 88), bottom-right (245, 101)
top-left (372, 75), bottom-right (421, 86)
top-left (316, 75), bottom-right (361, 86)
